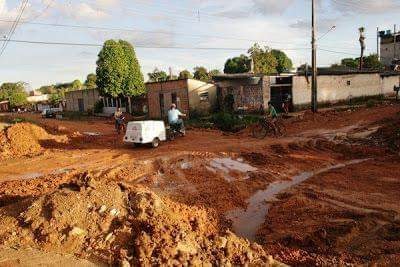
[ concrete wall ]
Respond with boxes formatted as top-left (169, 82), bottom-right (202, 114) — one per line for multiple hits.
top-left (65, 88), bottom-right (100, 112)
top-left (292, 73), bottom-right (391, 106)
top-left (380, 42), bottom-right (400, 66)
top-left (382, 75), bottom-right (400, 96)
top-left (187, 79), bottom-right (217, 114)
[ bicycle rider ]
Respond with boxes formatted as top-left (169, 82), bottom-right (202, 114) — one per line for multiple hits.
top-left (267, 101), bottom-right (280, 136)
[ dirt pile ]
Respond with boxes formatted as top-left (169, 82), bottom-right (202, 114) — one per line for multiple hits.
top-left (0, 174), bottom-right (283, 266)
top-left (0, 122), bottom-right (68, 159)
top-left (369, 113), bottom-right (400, 152)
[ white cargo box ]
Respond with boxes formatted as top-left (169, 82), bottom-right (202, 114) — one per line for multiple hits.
top-left (123, 120), bottom-right (166, 148)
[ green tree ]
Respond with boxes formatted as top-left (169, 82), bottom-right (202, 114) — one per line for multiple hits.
top-left (340, 58), bottom-right (359, 69)
top-left (49, 93), bottom-right (62, 106)
top-left (193, 66), bottom-right (209, 82)
top-left (96, 39), bottom-right (145, 98)
top-left (71, 79), bottom-right (82, 90)
top-left (84, 73), bottom-right (97, 89)
top-left (364, 54), bottom-right (384, 69)
top-left (38, 85), bottom-right (56, 94)
top-left (248, 43), bottom-right (278, 74)
top-left (224, 55), bottom-right (250, 74)
top-left (271, 49), bottom-right (293, 73)
top-left (120, 40), bottom-right (145, 96)
top-left (148, 68), bottom-right (168, 82)
top-left (0, 82), bottom-right (28, 108)
top-left (178, 70), bottom-right (193, 79)
top-left (208, 69), bottom-right (221, 78)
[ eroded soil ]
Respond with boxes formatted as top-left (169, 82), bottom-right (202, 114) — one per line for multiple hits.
top-left (0, 102), bottom-right (399, 265)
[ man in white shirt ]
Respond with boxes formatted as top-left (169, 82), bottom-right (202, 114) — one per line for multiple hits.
top-left (168, 103), bottom-right (186, 132)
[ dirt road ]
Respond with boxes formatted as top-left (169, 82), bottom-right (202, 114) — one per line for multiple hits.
top-left (0, 103), bottom-right (399, 265)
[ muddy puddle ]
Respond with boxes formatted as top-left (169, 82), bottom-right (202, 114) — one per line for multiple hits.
top-left (209, 157), bottom-right (257, 182)
top-left (225, 159), bottom-right (370, 241)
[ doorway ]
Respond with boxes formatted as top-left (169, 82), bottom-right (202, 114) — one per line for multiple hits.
top-left (78, 98), bottom-right (84, 112)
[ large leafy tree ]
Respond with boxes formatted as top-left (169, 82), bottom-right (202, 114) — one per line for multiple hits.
top-left (148, 68), bottom-right (168, 82)
top-left (96, 40), bottom-right (145, 98)
top-left (178, 70), bottom-right (193, 79)
top-left (224, 55), bottom-right (250, 74)
top-left (271, 49), bottom-right (293, 73)
top-left (71, 79), bottom-right (82, 90)
top-left (0, 82), bottom-right (28, 108)
top-left (193, 66), bottom-right (209, 82)
top-left (248, 43), bottom-right (278, 74)
top-left (208, 69), bottom-right (221, 78)
top-left (84, 73), bottom-right (97, 89)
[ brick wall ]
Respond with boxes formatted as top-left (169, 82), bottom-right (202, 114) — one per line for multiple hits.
top-left (146, 79), bottom-right (190, 119)
top-left (217, 77), bottom-right (267, 112)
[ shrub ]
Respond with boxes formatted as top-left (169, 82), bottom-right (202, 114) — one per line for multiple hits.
top-left (94, 100), bottom-right (104, 114)
top-left (212, 112), bottom-right (243, 132)
top-left (366, 99), bottom-right (376, 108)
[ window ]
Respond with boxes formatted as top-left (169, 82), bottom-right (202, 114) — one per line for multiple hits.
top-left (199, 92), bottom-right (209, 102)
top-left (347, 80), bottom-right (351, 86)
top-left (171, 93), bottom-right (177, 105)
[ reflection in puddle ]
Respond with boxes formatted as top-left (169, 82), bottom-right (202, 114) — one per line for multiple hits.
top-left (225, 159), bottom-right (370, 241)
top-left (208, 157), bottom-right (257, 182)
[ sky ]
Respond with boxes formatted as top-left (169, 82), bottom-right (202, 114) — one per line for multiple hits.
top-left (0, 0), bottom-right (399, 89)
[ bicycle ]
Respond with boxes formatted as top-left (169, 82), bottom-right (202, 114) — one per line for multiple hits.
top-left (252, 116), bottom-right (285, 139)
top-left (115, 117), bottom-right (126, 135)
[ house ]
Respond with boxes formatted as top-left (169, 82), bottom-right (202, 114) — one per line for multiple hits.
top-left (0, 100), bottom-right (10, 112)
top-left (379, 29), bottom-right (400, 67)
top-left (27, 91), bottom-right (51, 111)
top-left (64, 78), bottom-right (217, 118)
top-left (146, 78), bottom-right (216, 119)
top-left (213, 70), bottom-right (400, 112)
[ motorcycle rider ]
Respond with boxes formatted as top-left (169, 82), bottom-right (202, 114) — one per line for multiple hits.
top-left (168, 103), bottom-right (186, 133)
top-left (114, 107), bottom-right (124, 132)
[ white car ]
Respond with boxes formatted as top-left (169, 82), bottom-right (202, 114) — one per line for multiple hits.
top-left (123, 120), bottom-right (167, 148)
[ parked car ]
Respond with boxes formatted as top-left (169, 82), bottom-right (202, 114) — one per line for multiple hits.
top-left (124, 120), bottom-right (166, 148)
top-left (41, 109), bottom-right (56, 118)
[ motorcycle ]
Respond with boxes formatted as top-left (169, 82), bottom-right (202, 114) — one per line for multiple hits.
top-left (167, 122), bottom-right (185, 141)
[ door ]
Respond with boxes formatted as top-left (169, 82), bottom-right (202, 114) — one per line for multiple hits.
top-left (78, 98), bottom-right (84, 112)
top-left (159, 93), bottom-right (165, 118)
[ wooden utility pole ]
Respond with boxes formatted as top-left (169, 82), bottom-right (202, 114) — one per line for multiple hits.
top-left (394, 24), bottom-right (397, 60)
top-left (376, 27), bottom-right (379, 59)
top-left (311, 0), bottom-right (317, 113)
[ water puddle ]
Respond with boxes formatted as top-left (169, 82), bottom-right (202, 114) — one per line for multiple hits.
top-left (208, 157), bottom-right (257, 182)
top-left (225, 159), bottom-right (370, 241)
top-left (83, 132), bottom-right (101, 136)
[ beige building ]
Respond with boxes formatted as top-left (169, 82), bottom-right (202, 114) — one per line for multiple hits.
top-left (64, 79), bottom-right (217, 118)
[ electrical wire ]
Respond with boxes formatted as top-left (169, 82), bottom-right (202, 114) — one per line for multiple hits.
top-left (0, 39), bottom-right (311, 51)
top-left (0, 0), bottom-right (29, 58)
top-left (0, 19), bottom-right (310, 46)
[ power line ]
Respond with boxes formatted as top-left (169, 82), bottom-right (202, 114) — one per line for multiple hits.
top-left (0, 18), bottom-right (309, 46)
top-left (0, 0), bottom-right (29, 58)
top-left (0, 39), bottom-right (311, 51)
top-left (23, 0), bottom-right (55, 23)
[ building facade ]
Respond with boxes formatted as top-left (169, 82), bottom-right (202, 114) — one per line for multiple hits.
top-left (213, 71), bottom-right (400, 112)
top-left (380, 30), bottom-right (400, 67)
top-left (64, 79), bottom-right (217, 118)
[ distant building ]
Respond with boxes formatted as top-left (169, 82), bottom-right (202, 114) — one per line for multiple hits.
top-left (27, 94), bottom-right (50, 112)
top-left (379, 29), bottom-right (400, 67)
top-left (64, 79), bottom-right (217, 118)
top-left (213, 70), bottom-right (400, 112)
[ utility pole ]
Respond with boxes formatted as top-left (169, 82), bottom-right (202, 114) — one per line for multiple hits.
top-left (394, 24), bottom-right (397, 60)
top-left (376, 27), bottom-right (379, 59)
top-left (311, 0), bottom-right (317, 113)
top-left (359, 27), bottom-right (366, 70)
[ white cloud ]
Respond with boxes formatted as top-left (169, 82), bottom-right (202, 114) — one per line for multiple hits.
top-left (331, 0), bottom-right (400, 14)
top-left (58, 2), bottom-right (109, 20)
top-left (252, 0), bottom-right (294, 14)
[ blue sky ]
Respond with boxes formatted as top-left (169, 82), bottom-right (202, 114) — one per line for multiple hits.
top-left (0, 0), bottom-right (399, 89)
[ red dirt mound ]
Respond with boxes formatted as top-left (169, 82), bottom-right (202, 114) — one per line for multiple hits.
top-left (0, 174), bottom-right (283, 266)
top-left (0, 122), bottom-right (68, 159)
